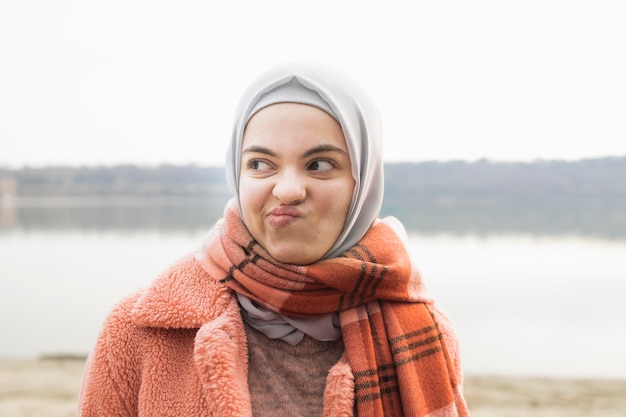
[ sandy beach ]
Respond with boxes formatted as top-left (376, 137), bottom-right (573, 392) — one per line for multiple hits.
top-left (1, 357), bottom-right (625, 417)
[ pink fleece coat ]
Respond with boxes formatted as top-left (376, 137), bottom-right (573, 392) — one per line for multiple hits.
top-left (79, 253), bottom-right (465, 416)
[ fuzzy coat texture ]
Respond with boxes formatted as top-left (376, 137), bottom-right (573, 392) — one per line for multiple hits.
top-left (79, 254), bottom-right (467, 416)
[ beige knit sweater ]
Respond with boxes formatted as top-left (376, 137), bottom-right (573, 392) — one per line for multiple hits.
top-left (245, 324), bottom-right (344, 416)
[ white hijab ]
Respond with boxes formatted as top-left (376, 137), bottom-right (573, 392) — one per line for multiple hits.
top-left (225, 63), bottom-right (384, 259)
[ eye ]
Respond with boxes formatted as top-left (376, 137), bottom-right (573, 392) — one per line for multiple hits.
top-left (247, 159), bottom-right (273, 171)
top-left (307, 159), bottom-right (336, 172)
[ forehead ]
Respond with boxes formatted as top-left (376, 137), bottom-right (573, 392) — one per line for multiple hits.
top-left (242, 103), bottom-right (348, 151)
top-left (246, 102), bottom-right (337, 128)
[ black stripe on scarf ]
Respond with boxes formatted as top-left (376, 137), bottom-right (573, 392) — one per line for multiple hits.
top-left (351, 307), bottom-right (445, 410)
top-left (219, 240), bottom-right (260, 283)
top-left (337, 245), bottom-right (388, 311)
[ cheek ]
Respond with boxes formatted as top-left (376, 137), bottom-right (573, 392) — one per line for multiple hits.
top-left (238, 180), bottom-right (260, 222)
top-left (322, 179), bottom-right (354, 221)
top-left (337, 178), bottom-right (356, 210)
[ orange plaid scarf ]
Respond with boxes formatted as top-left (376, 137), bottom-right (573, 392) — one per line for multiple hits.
top-left (201, 205), bottom-right (467, 416)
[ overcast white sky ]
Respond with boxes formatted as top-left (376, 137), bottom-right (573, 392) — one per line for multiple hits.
top-left (1, 0), bottom-right (625, 167)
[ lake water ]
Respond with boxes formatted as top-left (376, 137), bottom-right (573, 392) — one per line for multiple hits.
top-left (1, 200), bottom-right (625, 379)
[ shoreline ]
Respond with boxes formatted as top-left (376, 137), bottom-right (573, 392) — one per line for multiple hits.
top-left (2, 357), bottom-right (625, 417)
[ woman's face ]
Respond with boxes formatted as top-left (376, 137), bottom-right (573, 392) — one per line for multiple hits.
top-left (239, 103), bottom-right (355, 265)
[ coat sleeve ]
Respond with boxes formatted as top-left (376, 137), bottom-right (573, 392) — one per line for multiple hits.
top-left (79, 293), bottom-right (144, 417)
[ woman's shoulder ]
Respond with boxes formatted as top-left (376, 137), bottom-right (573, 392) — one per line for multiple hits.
top-left (90, 253), bottom-right (207, 357)
top-left (97, 289), bottom-right (146, 345)
top-left (100, 252), bottom-right (207, 326)
top-left (106, 252), bottom-right (200, 311)
top-left (107, 251), bottom-right (233, 329)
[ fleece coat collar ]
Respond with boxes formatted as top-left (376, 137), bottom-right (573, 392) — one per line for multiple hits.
top-left (130, 253), bottom-right (232, 329)
top-left (121, 253), bottom-right (356, 417)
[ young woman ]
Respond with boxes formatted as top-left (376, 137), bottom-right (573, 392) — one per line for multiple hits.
top-left (79, 63), bottom-right (469, 417)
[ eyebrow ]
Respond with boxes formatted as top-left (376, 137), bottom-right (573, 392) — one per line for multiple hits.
top-left (241, 145), bottom-right (276, 157)
top-left (302, 144), bottom-right (348, 158)
top-left (241, 144), bottom-right (348, 159)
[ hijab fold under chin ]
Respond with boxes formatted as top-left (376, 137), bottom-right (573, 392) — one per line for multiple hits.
top-left (236, 293), bottom-right (341, 345)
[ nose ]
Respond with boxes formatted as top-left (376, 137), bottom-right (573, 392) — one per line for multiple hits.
top-left (272, 172), bottom-right (306, 205)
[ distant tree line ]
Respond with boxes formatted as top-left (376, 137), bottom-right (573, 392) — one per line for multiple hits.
top-left (381, 157), bottom-right (626, 236)
top-left (0, 164), bottom-right (230, 197)
top-left (2, 157), bottom-right (625, 209)
top-left (384, 157), bottom-right (626, 210)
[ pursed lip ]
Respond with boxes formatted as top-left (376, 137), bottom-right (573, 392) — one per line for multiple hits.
top-left (266, 206), bottom-right (302, 228)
